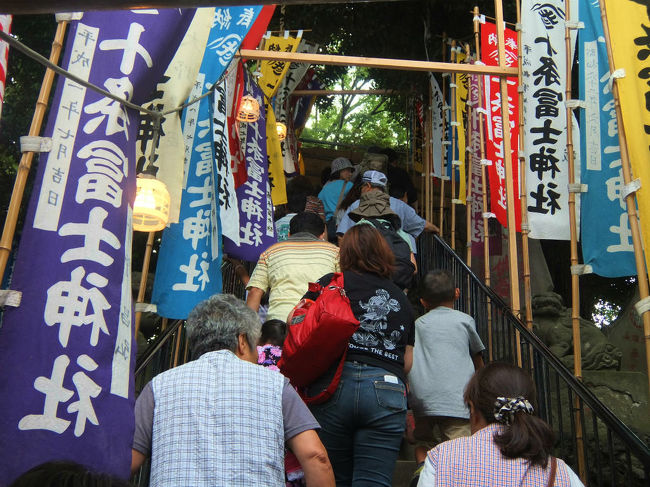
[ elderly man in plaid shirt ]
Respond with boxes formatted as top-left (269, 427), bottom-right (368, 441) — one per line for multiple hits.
top-left (131, 294), bottom-right (334, 487)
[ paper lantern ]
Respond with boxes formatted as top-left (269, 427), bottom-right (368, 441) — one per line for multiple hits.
top-left (236, 95), bottom-right (260, 122)
top-left (276, 122), bottom-right (287, 140)
top-left (133, 176), bottom-right (170, 232)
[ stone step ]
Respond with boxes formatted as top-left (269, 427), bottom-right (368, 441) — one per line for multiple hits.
top-left (392, 459), bottom-right (418, 487)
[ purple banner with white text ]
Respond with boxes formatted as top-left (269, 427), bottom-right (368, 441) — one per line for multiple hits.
top-left (0, 9), bottom-right (193, 483)
top-left (224, 70), bottom-right (276, 260)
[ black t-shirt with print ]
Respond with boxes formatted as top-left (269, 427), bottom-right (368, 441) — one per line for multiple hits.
top-left (310, 271), bottom-right (415, 383)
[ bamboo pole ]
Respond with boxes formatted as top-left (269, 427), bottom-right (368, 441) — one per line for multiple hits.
top-left (172, 325), bottom-right (183, 368)
top-left (423, 100), bottom-right (428, 222)
top-left (439, 34), bottom-right (448, 236)
top-left (562, 2), bottom-right (587, 480)
top-left (494, 0), bottom-right (522, 366)
top-left (134, 231), bottom-right (156, 338)
top-left (237, 49), bottom-right (518, 76)
top-left (514, 3), bottom-right (534, 335)
top-left (0, 19), bottom-right (68, 282)
top-left (450, 41), bottom-right (458, 251)
top-left (563, 0), bottom-right (583, 383)
top-left (600, 0), bottom-right (650, 399)
top-left (473, 7), bottom-right (494, 361)
top-left (427, 103), bottom-right (433, 223)
top-left (465, 42), bottom-right (474, 268)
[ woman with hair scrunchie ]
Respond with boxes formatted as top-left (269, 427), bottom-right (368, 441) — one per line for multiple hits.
top-left (417, 362), bottom-right (585, 486)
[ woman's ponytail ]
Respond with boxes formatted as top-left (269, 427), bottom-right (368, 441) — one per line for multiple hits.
top-left (464, 362), bottom-right (555, 468)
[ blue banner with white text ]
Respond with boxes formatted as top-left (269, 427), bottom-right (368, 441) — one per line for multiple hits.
top-left (578, 0), bottom-right (635, 277)
top-left (151, 6), bottom-right (261, 318)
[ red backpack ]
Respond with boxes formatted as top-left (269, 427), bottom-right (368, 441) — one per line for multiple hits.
top-left (279, 273), bottom-right (359, 404)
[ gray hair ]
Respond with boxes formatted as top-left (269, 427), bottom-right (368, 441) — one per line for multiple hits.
top-left (185, 294), bottom-right (261, 358)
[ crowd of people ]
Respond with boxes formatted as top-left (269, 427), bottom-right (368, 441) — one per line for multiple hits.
top-left (12, 153), bottom-right (584, 486)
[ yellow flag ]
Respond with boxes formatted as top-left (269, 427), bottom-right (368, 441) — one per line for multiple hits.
top-left (605, 0), bottom-right (650, 271)
top-left (454, 51), bottom-right (468, 205)
top-left (259, 35), bottom-right (301, 204)
top-left (265, 102), bottom-right (287, 205)
top-left (260, 35), bottom-right (302, 98)
top-left (298, 152), bottom-right (305, 175)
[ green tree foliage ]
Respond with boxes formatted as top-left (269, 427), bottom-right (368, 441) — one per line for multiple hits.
top-left (301, 67), bottom-right (407, 148)
top-left (0, 15), bottom-right (56, 221)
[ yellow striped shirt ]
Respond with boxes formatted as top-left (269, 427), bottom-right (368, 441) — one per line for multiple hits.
top-left (247, 233), bottom-right (340, 321)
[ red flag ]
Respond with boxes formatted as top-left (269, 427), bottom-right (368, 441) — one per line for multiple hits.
top-left (0, 15), bottom-right (12, 121)
top-left (229, 62), bottom-right (248, 188)
top-left (480, 21), bottom-right (521, 231)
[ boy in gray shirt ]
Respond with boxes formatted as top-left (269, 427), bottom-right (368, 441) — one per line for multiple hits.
top-left (407, 269), bottom-right (485, 472)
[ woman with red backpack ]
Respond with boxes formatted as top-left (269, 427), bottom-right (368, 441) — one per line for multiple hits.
top-left (304, 224), bottom-right (416, 486)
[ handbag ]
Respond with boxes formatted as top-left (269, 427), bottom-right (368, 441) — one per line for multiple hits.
top-left (279, 273), bottom-right (359, 404)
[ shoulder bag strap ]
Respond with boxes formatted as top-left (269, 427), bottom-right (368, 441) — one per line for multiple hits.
top-left (334, 180), bottom-right (348, 211)
top-left (546, 457), bottom-right (557, 487)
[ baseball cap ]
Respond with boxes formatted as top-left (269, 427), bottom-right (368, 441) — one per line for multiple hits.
top-left (361, 170), bottom-right (388, 188)
top-left (330, 157), bottom-right (354, 175)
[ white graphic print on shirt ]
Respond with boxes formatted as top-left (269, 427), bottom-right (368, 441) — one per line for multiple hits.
top-left (353, 289), bottom-right (402, 349)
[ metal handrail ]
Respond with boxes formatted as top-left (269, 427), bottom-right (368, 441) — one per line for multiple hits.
top-left (418, 232), bottom-right (649, 484)
top-left (134, 318), bottom-right (184, 377)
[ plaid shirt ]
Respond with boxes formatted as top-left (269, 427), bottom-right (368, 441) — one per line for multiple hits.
top-left (423, 423), bottom-right (572, 486)
top-left (150, 350), bottom-right (285, 486)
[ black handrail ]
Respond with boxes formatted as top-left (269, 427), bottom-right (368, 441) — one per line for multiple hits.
top-left (135, 318), bottom-right (184, 377)
top-left (418, 232), bottom-right (650, 483)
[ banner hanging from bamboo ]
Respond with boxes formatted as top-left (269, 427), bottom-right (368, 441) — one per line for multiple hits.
top-left (430, 75), bottom-right (445, 178)
top-left (603, 0), bottom-right (650, 274)
top-left (481, 21), bottom-right (521, 230)
top-left (151, 78), bottom-right (225, 320)
top-left (579, 0), bottom-right (636, 277)
top-left (276, 39), bottom-right (318, 176)
top-left (0, 10), bottom-right (194, 483)
top-left (0, 15), bottom-right (11, 121)
top-left (522, 0), bottom-right (577, 239)
top-left (455, 51), bottom-right (468, 204)
top-left (259, 34), bottom-right (302, 206)
top-left (224, 69), bottom-right (276, 260)
top-left (469, 73), bottom-right (486, 257)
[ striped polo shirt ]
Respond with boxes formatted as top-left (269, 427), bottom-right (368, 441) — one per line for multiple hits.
top-left (247, 232), bottom-right (339, 321)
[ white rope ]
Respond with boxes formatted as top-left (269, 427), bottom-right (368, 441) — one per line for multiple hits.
top-left (571, 264), bottom-right (593, 276)
top-left (0, 290), bottom-right (22, 308)
top-left (20, 136), bottom-right (52, 153)
top-left (568, 183), bottom-right (588, 193)
top-left (634, 296), bottom-right (650, 316)
top-left (55, 12), bottom-right (83, 22)
top-left (621, 179), bottom-right (642, 200)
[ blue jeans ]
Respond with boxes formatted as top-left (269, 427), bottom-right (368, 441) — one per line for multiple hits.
top-left (309, 361), bottom-right (407, 486)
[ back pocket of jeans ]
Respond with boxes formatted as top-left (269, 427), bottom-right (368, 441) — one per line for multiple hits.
top-left (374, 381), bottom-right (406, 411)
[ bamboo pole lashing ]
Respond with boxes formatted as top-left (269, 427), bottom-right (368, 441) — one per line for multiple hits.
top-left (493, 0), bottom-right (522, 367)
top-left (599, 0), bottom-right (650, 401)
top-left (0, 19), bottom-right (68, 283)
top-left (450, 41), bottom-right (458, 251)
top-left (473, 7), bottom-right (495, 361)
